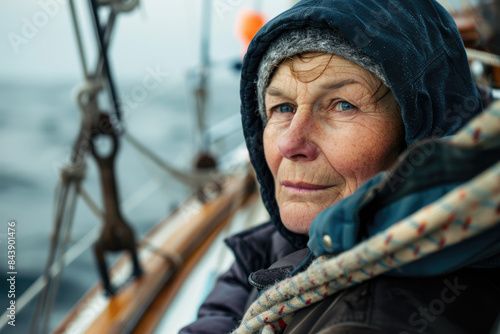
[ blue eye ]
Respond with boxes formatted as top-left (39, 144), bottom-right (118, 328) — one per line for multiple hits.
top-left (278, 105), bottom-right (294, 113)
top-left (338, 102), bottom-right (354, 111)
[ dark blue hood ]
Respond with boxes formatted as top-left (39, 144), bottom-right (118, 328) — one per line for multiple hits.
top-left (240, 0), bottom-right (482, 248)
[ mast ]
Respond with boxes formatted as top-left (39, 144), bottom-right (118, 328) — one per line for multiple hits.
top-left (196, 0), bottom-right (212, 153)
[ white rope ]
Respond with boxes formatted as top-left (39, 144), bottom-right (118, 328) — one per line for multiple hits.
top-left (466, 48), bottom-right (500, 67)
top-left (78, 186), bottom-right (104, 219)
top-left (123, 131), bottom-right (240, 188)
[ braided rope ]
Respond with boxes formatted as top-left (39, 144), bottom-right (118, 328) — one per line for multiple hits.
top-left (232, 101), bottom-right (500, 334)
top-left (465, 48), bottom-right (500, 68)
top-left (450, 100), bottom-right (500, 147)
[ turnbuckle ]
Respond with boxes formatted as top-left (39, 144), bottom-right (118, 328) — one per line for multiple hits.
top-left (90, 113), bottom-right (142, 295)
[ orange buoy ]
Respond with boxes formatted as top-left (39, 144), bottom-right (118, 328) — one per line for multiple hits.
top-left (236, 10), bottom-right (266, 56)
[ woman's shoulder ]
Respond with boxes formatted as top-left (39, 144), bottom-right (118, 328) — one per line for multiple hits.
top-left (225, 222), bottom-right (298, 276)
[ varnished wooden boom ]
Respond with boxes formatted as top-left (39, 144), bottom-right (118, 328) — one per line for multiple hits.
top-left (54, 171), bottom-right (256, 334)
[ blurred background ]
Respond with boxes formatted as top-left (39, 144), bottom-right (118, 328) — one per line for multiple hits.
top-left (0, 0), bottom-right (293, 332)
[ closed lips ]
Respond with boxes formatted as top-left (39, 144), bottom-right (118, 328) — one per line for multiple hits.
top-left (281, 181), bottom-right (333, 189)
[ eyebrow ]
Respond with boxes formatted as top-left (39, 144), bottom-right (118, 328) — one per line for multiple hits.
top-left (320, 78), bottom-right (359, 90)
top-left (266, 79), bottom-right (360, 97)
top-left (265, 86), bottom-right (286, 97)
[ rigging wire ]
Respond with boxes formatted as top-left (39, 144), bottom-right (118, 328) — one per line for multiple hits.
top-left (28, 68), bottom-right (100, 333)
top-left (69, 0), bottom-right (90, 80)
top-left (123, 131), bottom-right (222, 188)
top-left (95, 11), bottom-right (117, 80)
top-left (40, 181), bottom-right (80, 334)
top-left (29, 0), bottom-right (121, 331)
top-left (88, 0), bottom-right (123, 132)
top-left (123, 131), bottom-right (250, 189)
top-left (0, 226), bottom-right (101, 331)
top-left (79, 186), bottom-right (105, 219)
top-left (194, 0), bottom-right (213, 152)
top-left (30, 169), bottom-right (84, 334)
top-left (2, 177), bottom-right (158, 330)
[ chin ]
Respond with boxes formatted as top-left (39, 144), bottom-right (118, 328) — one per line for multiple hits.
top-left (281, 214), bottom-right (313, 235)
top-left (279, 200), bottom-right (329, 235)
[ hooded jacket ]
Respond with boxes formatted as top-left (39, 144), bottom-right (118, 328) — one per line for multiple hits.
top-left (180, 1), bottom-right (500, 333)
top-left (241, 0), bottom-right (483, 251)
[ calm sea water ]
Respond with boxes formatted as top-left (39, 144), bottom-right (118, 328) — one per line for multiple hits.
top-left (0, 70), bottom-right (243, 333)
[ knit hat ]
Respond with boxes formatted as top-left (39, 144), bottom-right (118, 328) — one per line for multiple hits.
top-left (257, 27), bottom-right (387, 124)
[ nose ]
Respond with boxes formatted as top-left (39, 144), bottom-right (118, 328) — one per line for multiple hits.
top-left (278, 111), bottom-right (319, 161)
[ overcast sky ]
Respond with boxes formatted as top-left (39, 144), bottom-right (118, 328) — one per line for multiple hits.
top-left (0, 0), bottom-right (466, 84)
top-left (0, 0), bottom-right (293, 83)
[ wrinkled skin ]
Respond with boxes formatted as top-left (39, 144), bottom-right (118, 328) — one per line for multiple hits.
top-left (263, 53), bottom-right (404, 234)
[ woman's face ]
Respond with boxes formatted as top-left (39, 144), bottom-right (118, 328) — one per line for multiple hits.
top-left (263, 53), bottom-right (404, 234)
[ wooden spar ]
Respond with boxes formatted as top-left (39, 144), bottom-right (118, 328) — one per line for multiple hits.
top-left (54, 171), bottom-right (256, 334)
top-left (133, 190), bottom-right (261, 334)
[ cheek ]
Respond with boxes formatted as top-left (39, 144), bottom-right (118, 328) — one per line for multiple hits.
top-left (263, 126), bottom-right (281, 178)
top-left (322, 118), bottom-right (402, 184)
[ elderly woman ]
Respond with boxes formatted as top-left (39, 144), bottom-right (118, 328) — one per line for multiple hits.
top-left (181, 0), bottom-right (500, 333)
